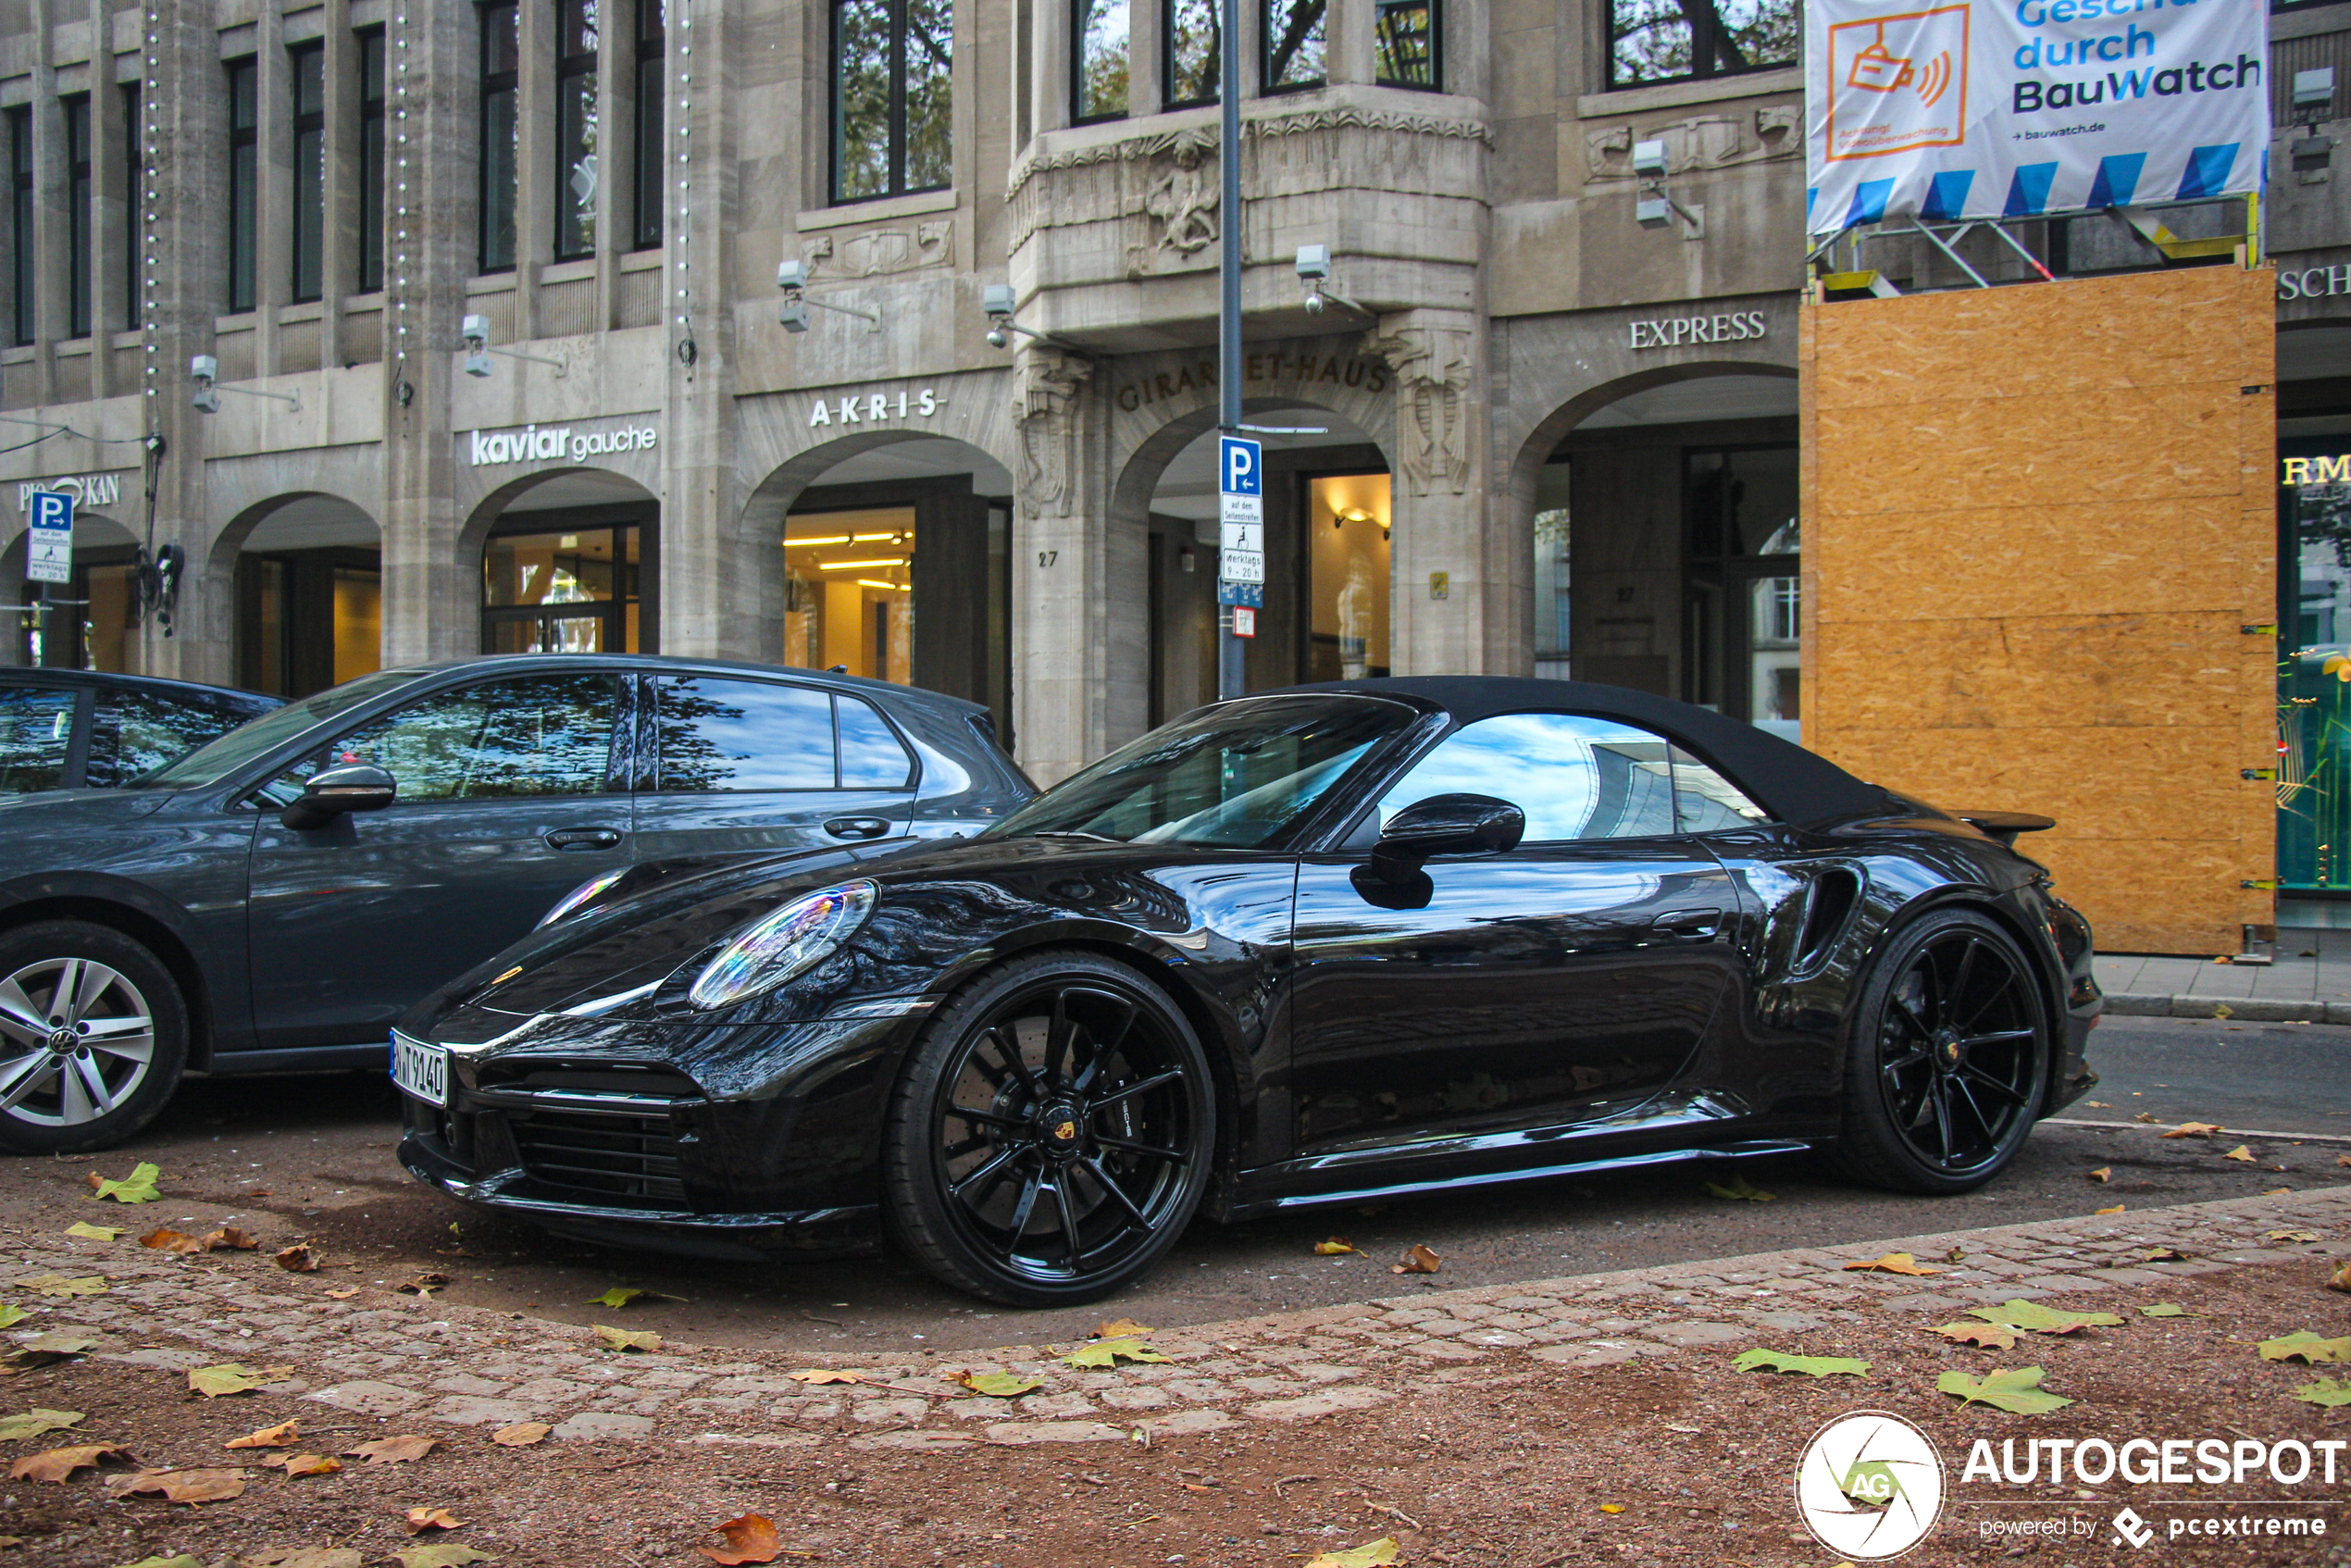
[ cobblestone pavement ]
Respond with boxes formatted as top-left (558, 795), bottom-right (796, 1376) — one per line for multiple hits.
top-left (12, 1185), bottom-right (2348, 1461)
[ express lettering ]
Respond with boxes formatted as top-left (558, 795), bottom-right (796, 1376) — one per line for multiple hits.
top-left (1628, 312), bottom-right (1770, 350)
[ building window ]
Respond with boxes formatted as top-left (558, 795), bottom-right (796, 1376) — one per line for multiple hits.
top-left (1375, 0), bottom-right (1437, 89)
top-left (359, 31), bottom-right (386, 292)
top-left (1610, 0), bottom-right (1797, 87)
top-left (479, 1), bottom-right (520, 272)
top-left (554, 0), bottom-right (598, 261)
top-left (121, 83), bottom-right (142, 328)
top-left (482, 522), bottom-right (642, 653)
top-left (291, 44), bottom-right (326, 303)
top-left (7, 107), bottom-right (29, 345)
top-left (1164, 0), bottom-right (1217, 106)
top-left (831, 0), bottom-right (952, 203)
top-left (633, 0), bottom-right (664, 250)
top-left (1262, 0), bottom-right (1325, 92)
top-left (1073, 0), bottom-right (1128, 122)
top-left (228, 58), bottom-right (258, 312)
top-left (65, 96), bottom-right (91, 337)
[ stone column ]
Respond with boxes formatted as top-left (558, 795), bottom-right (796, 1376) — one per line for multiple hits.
top-left (1010, 342), bottom-right (1105, 784)
top-left (379, 0), bottom-right (479, 668)
top-left (1373, 305), bottom-right (1500, 677)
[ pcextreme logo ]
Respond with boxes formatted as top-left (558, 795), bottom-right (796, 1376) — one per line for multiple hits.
top-left (1795, 1412), bottom-right (1947, 1560)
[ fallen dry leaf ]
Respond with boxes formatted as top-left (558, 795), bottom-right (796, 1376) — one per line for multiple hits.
top-left (1303, 1539), bottom-right (1399, 1568)
top-left (591, 1324), bottom-right (660, 1353)
top-left (699, 1512), bottom-right (784, 1565)
top-left (1312, 1238), bottom-right (1356, 1255)
top-left (1936, 1365), bottom-right (2074, 1414)
top-left (391, 1547), bottom-right (492, 1568)
top-left (1926, 1322), bottom-right (2020, 1350)
top-left (2086, 1167), bottom-right (2110, 1183)
top-left (1969, 1300), bottom-right (2122, 1335)
top-left (2330, 1260), bottom-right (2351, 1295)
top-left (1700, 1173), bottom-right (1776, 1201)
top-left (108, 1466), bottom-right (249, 1503)
top-left (1062, 1337), bottom-right (1172, 1369)
top-left (343, 1436), bottom-right (440, 1464)
top-left (2339, 1155), bottom-right (2351, 1169)
top-left (1091, 1318), bottom-right (1153, 1340)
top-left (2224, 1145), bottom-right (2256, 1163)
top-left (2145, 1246), bottom-right (2187, 1262)
top-left (273, 1245), bottom-right (319, 1274)
top-left (2270, 1229), bottom-right (2321, 1244)
top-left (491, 1423), bottom-right (550, 1448)
top-left (17, 1274), bottom-right (106, 1297)
top-left (2160, 1121), bottom-right (2222, 1139)
top-left (4, 1332), bottom-right (94, 1369)
top-left (1843, 1252), bottom-right (1937, 1276)
top-left (115, 1556), bottom-right (202, 1568)
top-left (139, 1228), bottom-right (205, 1254)
top-left (2133, 1111), bottom-right (2159, 1124)
top-left (204, 1227), bottom-right (260, 1251)
top-left (2265, 1188), bottom-right (2295, 1197)
top-left (2094, 1203), bottom-right (2127, 1215)
top-left (324, 1287), bottom-right (362, 1300)
top-left (1599, 1503), bottom-right (1627, 1514)
top-left (281, 1453), bottom-right (342, 1478)
top-left (1732, 1349), bottom-right (1870, 1378)
top-left (959, 1370), bottom-right (1041, 1397)
top-left (2258, 1330), bottom-right (2351, 1363)
top-left (786, 1369), bottom-right (862, 1385)
top-left (397, 1272), bottom-right (450, 1299)
top-left (11, 1442), bottom-right (132, 1482)
top-left (188, 1363), bottom-right (287, 1398)
top-left (240, 1549), bottom-right (365, 1568)
top-left (63, 1222), bottom-right (121, 1241)
top-left (403, 1506), bottom-right (465, 1535)
top-left (0, 1408), bottom-right (83, 1442)
top-left (226, 1419), bottom-right (298, 1450)
top-left (85, 1162), bottom-right (162, 1203)
top-left (1391, 1244), bottom-right (1442, 1276)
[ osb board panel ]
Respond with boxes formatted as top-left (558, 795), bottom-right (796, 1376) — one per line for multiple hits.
top-left (1801, 265), bottom-right (2275, 956)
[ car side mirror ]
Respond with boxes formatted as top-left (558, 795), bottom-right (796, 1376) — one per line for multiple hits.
top-left (1370, 792), bottom-right (1525, 879)
top-left (280, 764), bottom-right (397, 832)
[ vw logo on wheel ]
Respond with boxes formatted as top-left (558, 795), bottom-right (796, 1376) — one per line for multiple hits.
top-left (1793, 1412), bottom-right (1945, 1560)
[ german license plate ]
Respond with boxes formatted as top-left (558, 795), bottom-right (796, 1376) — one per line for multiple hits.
top-left (391, 1031), bottom-right (448, 1106)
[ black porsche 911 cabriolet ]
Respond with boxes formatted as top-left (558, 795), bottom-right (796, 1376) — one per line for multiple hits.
top-left (392, 678), bottom-right (2099, 1304)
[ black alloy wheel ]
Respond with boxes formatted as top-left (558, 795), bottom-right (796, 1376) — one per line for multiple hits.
top-left (0, 920), bottom-right (189, 1156)
top-left (883, 951), bottom-right (1215, 1304)
top-left (1832, 908), bottom-right (2050, 1194)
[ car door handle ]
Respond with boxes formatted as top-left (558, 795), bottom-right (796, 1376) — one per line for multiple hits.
top-left (824, 816), bottom-right (892, 840)
top-left (1648, 910), bottom-right (1724, 940)
top-left (543, 827), bottom-right (625, 852)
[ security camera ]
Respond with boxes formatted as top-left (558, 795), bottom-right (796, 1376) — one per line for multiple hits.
top-left (1294, 244), bottom-right (1330, 283)
top-left (1303, 292), bottom-right (1325, 316)
top-left (1636, 194), bottom-right (1672, 230)
top-left (2296, 68), bottom-right (2336, 115)
top-left (985, 325), bottom-right (1008, 348)
top-left (190, 354), bottom-right (219, 414)
top-left (461, 313), bottom-right (492, 379)
top-left (778, 259), bottom-right (810, 292)
top-left (780, 301), bottom-right (811, 334)
top-left (980, 283), bottom-right (1016, 350)
top-left (1632, 139), bottom-right (1669, 179)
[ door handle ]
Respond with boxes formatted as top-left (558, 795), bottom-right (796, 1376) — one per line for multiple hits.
top-left (824, 816), bottom-right (891, 840)
top-left (1648, 910), bottom-right (1724, 940)
top-left (543, 827), bottom-right (624, 852)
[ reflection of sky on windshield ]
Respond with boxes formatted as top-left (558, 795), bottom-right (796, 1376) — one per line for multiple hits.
top-left (1133, 743), bottom-right (1373, 842)
top-left (1382, 714), bottom-right (1673, 840)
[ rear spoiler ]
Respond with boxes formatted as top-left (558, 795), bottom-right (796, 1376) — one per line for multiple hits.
top-left (1954, 811), bottom-right (2056, 848)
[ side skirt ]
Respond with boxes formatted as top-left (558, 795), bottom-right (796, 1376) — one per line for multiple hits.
top-left (1225, 1138), bottom-right (1814, 1220)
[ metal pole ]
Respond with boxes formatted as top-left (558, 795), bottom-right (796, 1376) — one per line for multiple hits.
top-left (1214, 0), bottom-right (1245, 703)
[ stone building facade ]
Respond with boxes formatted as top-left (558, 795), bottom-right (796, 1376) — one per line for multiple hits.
top-left (1, 0), bottom-right (2349, 834)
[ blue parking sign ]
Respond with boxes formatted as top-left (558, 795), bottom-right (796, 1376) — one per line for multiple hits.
top-left (26, 491), bottom-right (71, 585)
top-left (1218, 436), bottom-right (1261, 497)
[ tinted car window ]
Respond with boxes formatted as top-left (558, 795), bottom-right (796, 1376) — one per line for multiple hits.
top-left (655, 676), bottom-right (836, 790)
top-left (837, 695), bottom-right (914, 788)
top-left (1672, 745), bottom-right (1771, 832)
top-left (84, 689), bottom-right (255, 789)
top-left (312, 674), bottom-right (619, 802)
top-left (137, 667), bottom-right (417, 789)
top-left (1380, 713), bottom-right (1679, 842)
top-left (0, 686), bottom-right (75, 792)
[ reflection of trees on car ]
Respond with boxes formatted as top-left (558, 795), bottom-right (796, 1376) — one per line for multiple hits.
top-left (330, 675), bottom-right (618, 800)
top-left (652, 682), bottom-right (755, 793)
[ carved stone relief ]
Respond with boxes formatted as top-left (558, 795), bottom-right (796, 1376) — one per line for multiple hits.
top-left (802, 218), bottom-right (954, 280)
top-left (1370, 320), bottom-right (1475, 497)
top-left (1584, 107), bottom-right (1800, 183)
top-left (1011, 345), bottom-right (1094, 516)
top-left (1123, 130), bottom-right (1220, 279)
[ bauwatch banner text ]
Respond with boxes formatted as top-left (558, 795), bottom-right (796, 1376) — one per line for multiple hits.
top-left (1805, 0), bottom-right (2270, 235)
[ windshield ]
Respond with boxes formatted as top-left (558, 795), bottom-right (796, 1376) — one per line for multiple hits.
top-left (130, 668), bottom-right (421, 789)
top-left (987, 695), bottom-right (1418, 849)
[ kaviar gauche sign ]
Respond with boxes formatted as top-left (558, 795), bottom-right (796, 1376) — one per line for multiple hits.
top-left (1804, 0), bottom-right (2270, 233)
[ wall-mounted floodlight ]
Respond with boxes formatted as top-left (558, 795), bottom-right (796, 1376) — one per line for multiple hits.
top-left (1292, 243), bottom-right (1370, 318)
top-left (1630, 139), bottom-right (1703, 239)
top-left (190, 352), bottom-right (299, 413)
top-left (461, 312), bottom-right (567, 379)
top-left (2297, 68), bottom-right (2336, 114)
top-left (777, 259), bottom-right (880, 334)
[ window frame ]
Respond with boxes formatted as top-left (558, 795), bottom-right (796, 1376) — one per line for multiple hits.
top-left (1163, 0), bottom-right (1219, 108)
top-left (279, 672), bottom-right (630, 806)
top-left (1373, 0), bottom-right (1440, 91)
top-left (227, 57), bottom-right (259, 313)
top-left (290, 43), bottom-right (327, 304)
top-left (1070, 0), bottom-right (1129, 125)
top-left (479, 0), bottom-right (520, 274)
top-left (9, 106), bottom-right (32, 345)
top-left (479, 514), bottom-right (647, 656)
top-left (63, 94), bottom-right (91, 338)
top-left (120, 82), bottom-right (142, 329)
top-left (632, 0), bottom-right (665, 251)
top-left (1260, 0), bottom-right (1327, 94)
top-left (1604, 0), bottom-right (1797, 91)
top-left (358, 30), bottom-right (386, 293)
top-left (829, 0), bottom-right (955, 205)
top-left (554, 0), bottom-right (599, 262)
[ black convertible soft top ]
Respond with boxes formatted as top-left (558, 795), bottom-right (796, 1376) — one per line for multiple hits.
top-left (1271, 676), bottom-right (1904, 828)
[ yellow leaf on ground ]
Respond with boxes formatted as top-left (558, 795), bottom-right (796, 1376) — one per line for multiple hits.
top-left (2271, 1229), bottom-right (2321, 1243)
top-left (1599, 1503), bottom-right (1626, 1514)
top-left (2224, 1145), bottom-right (2256, 1163)
top-left (959, 1370), bottom-right (1041, 1397)
top-left (225, 1420), bottom-right (297, 1450)
top-left (11, 1442), bottom-right (133, 1482)
top-left (0, 1408), bottom-right (83, 1442)
top-left (273, 1245), bottom-right (319, 1274)
top-left (1843, 1252), bottom-right (1938, 1276)
top-left (2160, 1121), bottom-right (2222, 1139)
top-left (1313, 1238), bottom-right (1356, 1255)
top-left (699, 1512), bottom-right (784, 1565)
top-left (1392, 1244), bottom-right (1442, 1276)
top-left (1091, 1317), bottom-right (1153, 1339)
top-left (403, 1507), bottom-right (465, 1535)
top-left (2086, 1167), bottom-right (2110, 1183)
top-left (63, 1223), bottom-right (121, 1241)
top-left (18, 1275), bottom-right (106, 1297)
top-left (86, 1163), bottom-right (162, 1203)
top-left (591, 1325), bottom-right (660, 1353)
top-left (240, 1549), bottom-right (366, 1568)
top-left (2258, 1331), bottom-right (2351, 1363)
top-left (491, 1423), bottom-right (550, 1447)
top-left (1061, 1337), bottom-right (1173, 1369)
top-left (2265, 1188), bottom-right (2295, 1196)
top-left (107, 1467), bottom-right (249, 1503)
top-left (1303, 1538), bottom-right (1399, 1568)
top-left (342, 1436), bottom-right (440, 1464)
top-left (188, 1363), bottom-right (283, 1398)
top-left (391, 1547), bottom-right (493, 1568)
top-left (2329, 1260), bottom-right (2351, 1295)
top-left (281, 1453), bottom-right (341, 1477)
top-left (2095, 1204), bottom-right (2126, 1215)
top-left (786, 1369), bottom-right (862, 1385)
top-left (1701, 1174), bottom-right (1776, 1202)
top-left (1926, 1322), bottom-right (2020, 1350)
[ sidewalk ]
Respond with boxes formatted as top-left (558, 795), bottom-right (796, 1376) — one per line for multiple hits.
top-left (2098, 924), bottom-right (2351, 1020)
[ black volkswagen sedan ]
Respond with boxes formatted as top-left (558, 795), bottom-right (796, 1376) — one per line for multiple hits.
top-left (0, 668), bottom-right (280, 793)
top-left (394, 678), bottom-right (2099, 1305)
top-left (0, 654), bottom-right (1028, 1153)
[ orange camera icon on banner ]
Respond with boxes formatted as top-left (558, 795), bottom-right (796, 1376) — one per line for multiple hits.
top-left (1847, 37), bottom-right (1916, 92)
top-left (1825, 5), bottom-right (1969, 158)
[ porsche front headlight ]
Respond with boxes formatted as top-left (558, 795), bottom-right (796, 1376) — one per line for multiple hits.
top-left (688, 880), bottom-right (877, 1010)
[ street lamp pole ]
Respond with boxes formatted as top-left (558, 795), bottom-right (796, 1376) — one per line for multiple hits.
top-left (1215, 0), bottom-right (1246, 703)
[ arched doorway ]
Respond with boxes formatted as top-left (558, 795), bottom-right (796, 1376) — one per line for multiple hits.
top-left (464, 469), bottom-right (657, 657)
top-left (230, 494), bottom-right (384, 697)
top-left (1115, 400), bottom-right (1393, 725)
top-left (1, 510), bottom-right (142, 671)
top-left (1513, 369), bottom-right (1800, 740)
top-left (745, 434), bottom-right (1015, 746)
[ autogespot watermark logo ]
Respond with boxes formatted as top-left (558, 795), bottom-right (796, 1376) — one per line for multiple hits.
top-left (1795, 1412), bottom-right (1947, 1560)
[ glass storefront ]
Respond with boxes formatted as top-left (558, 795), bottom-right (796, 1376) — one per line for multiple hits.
top-left (481, 522), bottom-right (641, 654)
top-left (1532, 458), bottom-right (1571, 681)
top-left (240, 548), bottom-right (384, 698)
top-left (2280, 447), bottom-right (2351, 890)
top-left (1684, 445), bottom-right (1800, 741)
top-left (782, 506), bottom-right (915, 683)
top-left (1304, 474), bottom-right (1390, 682)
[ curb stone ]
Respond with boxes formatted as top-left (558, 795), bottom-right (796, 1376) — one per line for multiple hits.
top-left (2103, 989), bottom-right (2351, 1023)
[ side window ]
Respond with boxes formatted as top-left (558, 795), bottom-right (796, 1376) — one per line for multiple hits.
top-left (1672, 745), bottom-right (1770, 832)
top-left (836, 695), bottom-right (914, 788)
top-left (0, 687), bottom-right (76, 792)
top-left (299, 674), bottom-right (618, 803)
top-left (85, 691), bottom-right (247, 789)
top-left (1376, 713), bottom-right (1679, 842)
top-left (655, 677), bottom-right (837, 791)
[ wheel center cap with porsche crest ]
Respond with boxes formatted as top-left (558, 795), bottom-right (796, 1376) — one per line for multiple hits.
top-left (1934, 1029), bottom-right (1962, 1069)
top-left (1038, 1102), bottom-right (1082, 1156)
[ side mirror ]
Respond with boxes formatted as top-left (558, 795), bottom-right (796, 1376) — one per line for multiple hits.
top-left (280, 764), bottom-right (397, 832)
top-left (1370, 792), bottom-right (1524, 879)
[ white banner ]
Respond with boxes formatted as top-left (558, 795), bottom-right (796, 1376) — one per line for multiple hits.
top-left (1806, 0), bottom-right (2270, 234)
